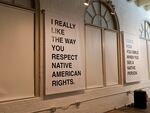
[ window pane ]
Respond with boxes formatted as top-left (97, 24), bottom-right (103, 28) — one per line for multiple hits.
top-left (105, 12), bottom-right (114, 29)
top-left (93, 15), bottom-right (101, 27)
top-left (104, 30), bottom-right (118, 86)
top-left (86, 26), bottom-right (103, 88)
top-left (101, 4), bottom-right (107, 16)
top-left (101, 18), bottom-right (108, 28)
top-left (107, 18), bottom-right (114, 29)
top-left (85, 13), bottom-right (92, 24)
top-left (93, 2), bottom-right (100, 15)
top-left (87, 4), bottom-right (95, 18)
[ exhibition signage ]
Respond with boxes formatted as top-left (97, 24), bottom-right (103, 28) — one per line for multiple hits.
top-left (124, 33), bottom-right (141, 83)
top-left (45, 14), bottom-right (84, 95)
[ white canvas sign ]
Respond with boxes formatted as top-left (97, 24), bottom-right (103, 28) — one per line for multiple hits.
top-left (45, 14), bottom-right (85, 95)
top-left (124, 33), bottom-right (141, 83)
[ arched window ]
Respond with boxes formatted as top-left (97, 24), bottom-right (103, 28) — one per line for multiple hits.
top-left (85, 0), bottom-right (119, 30)
top-left (139, 21), bottom-right (150, 81)
top-left (85, 0), bottom-right (121, 88)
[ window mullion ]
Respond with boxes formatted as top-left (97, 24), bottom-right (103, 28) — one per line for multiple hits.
top-left (101, 28), bottom-right (106, 87)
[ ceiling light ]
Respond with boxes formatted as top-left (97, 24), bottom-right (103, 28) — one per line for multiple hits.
top-left (84, 0), bottom-right (90, 6)
top-left (111, 11), bottom-right (115, 15)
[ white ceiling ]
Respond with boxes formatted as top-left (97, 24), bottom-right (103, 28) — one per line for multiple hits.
top-left (127, 0), bottom-right (150, 11)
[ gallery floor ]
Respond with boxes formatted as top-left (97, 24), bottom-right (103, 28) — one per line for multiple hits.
top-left (106, 102), bottom-right (150, 113)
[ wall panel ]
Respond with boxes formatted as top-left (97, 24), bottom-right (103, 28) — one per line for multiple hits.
top-left (104, 30), bottom-right (118, 86)
top-left (85, 26), bottom-right (103, 88)
top-left (0, 5), bottom-right (34, 101)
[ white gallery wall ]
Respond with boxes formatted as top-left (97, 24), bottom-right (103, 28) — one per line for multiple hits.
top-left (38, 0), bottom-right (150, 113)
top-left (1, 0), bottom-right (150, 113)
top-left (113, 0), bottom-right (150, 81)
top-left (112, 0), bottom-right (150, 35)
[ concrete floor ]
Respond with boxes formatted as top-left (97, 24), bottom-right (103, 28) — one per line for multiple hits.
top-left (107, 102), bottom-right (150, 113)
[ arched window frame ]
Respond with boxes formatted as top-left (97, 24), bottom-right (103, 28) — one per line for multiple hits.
top-left (139, 20), bottom-right (150, 81)
top-left (85, 0), bottom-right (122, 88)
top-left (84, 0), bottom-right (120, 30)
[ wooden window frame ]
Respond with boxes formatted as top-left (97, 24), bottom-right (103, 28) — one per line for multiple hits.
top-left (85, 0), bottom-right (122, 88)
top-left (0, 0), bottom-right (40, 100)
